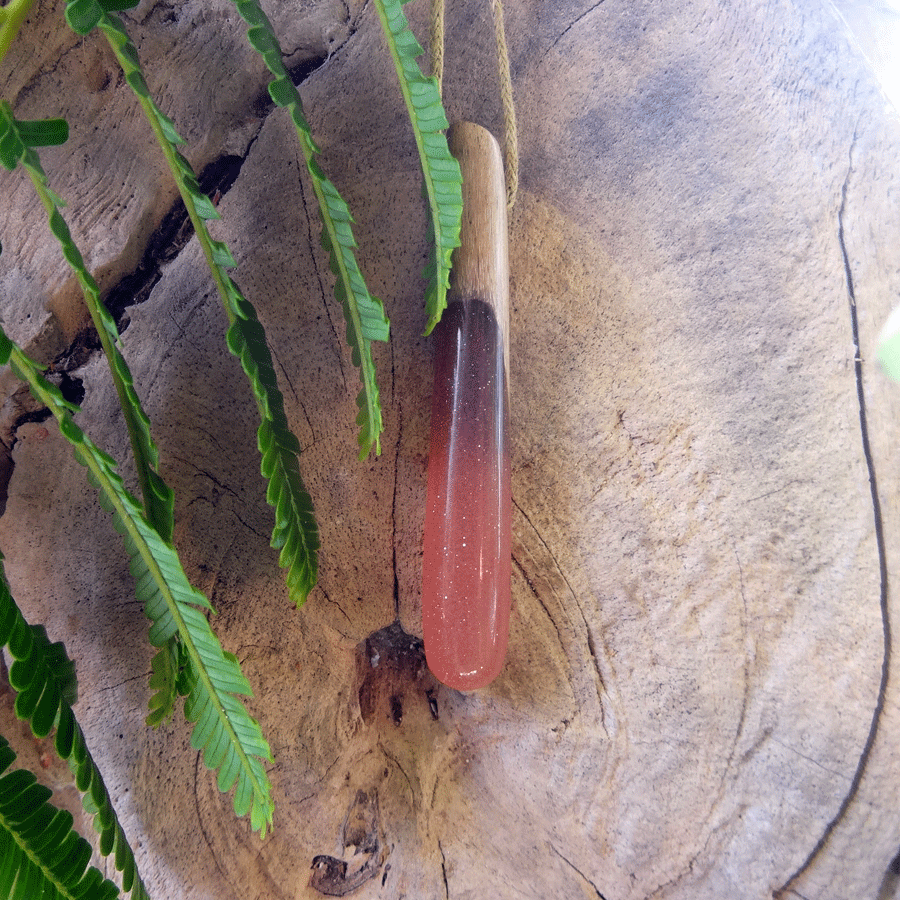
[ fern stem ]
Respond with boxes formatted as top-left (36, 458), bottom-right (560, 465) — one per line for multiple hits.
top-left (294, 124), bottom-right (385, 457)
top-left (81, 10), bottom-right (319, 604)
top-left (7, 346), bottom-right (180, 618)
top-left (230, 0), bottom-right (390, 458)
top-left (97, 25), bottom-right (236, 327)
top-left (371, 0), bottom-right (462, 334)
top-left (20, 148), bottom-right (174, 542)
top-left (0, 99), bottom-right (174, 540)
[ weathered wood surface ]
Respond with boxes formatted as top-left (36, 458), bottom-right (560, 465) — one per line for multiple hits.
top-left (2, 0), bottom-right (900, 897)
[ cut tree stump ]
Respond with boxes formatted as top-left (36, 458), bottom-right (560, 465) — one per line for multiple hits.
top-left (1, 0), bottom-right (900, 897)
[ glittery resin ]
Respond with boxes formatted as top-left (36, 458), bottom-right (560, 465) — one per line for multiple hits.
top-left (422, 298), bottom-right (511, 690)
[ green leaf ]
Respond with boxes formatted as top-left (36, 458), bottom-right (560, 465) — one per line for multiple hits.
top-left (0, 560), bottom-right (149, 899)
top-left (100, 0), bottom-right (141, 11)
top-left (0, 100), bottom-right (27, 170)
top-left (231, 0), bottom-right (391, 459)
top-left (83, 9), bottom-right (319, 605)
top-left (372, 0), bottom-right (462, 334)
top-left (14, 118), bottom-right (68, 148)
top-left (64, 0), bottom-right (104, 35)
top-left (4, 334), bottom-right (276, 837)
top-left (64, 0), bottom-right (138, 35)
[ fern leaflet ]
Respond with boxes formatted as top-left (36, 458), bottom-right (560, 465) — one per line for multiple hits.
top-left (372, 0), bottom-right (463, 334)
top-left (0, 0), bottom-right (35, 65)
top-left (232, 0), bottom-right (390, 458)
top-left (0, 331), bottom-right (275, 836)
top-left (146, 638), bottom-right (190, 727)
top-left (0, 557), bottom-right (150, 898)
top-left (0, 101), bottom-right (175, 543)
top-left (62, 2), bottom-right (319, 605)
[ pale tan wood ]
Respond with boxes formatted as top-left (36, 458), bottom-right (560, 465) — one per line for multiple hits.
top-left (447, 121), bottom-right (510, 363)
top-left (2, 1), bottom-right (900, 898)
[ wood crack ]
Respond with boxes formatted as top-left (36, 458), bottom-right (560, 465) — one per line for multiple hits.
top-left (512, 497), bottom-right (607, 715)
top-left (103, 148), bottom-right (253, 332)
top-left (776, 125), bottom-right (892, 898)
top-left (438, 839), bottom-right (450, 900)
top-left (295, 157), bottom-right (348, 391)
top-left (549, 843), bottom-right (609, 899)
top-left (540, 1), bottom-right (607, 65)
top-left (390, 344), bottom-right (401, 618)
top-left (726, 545), bottom-right (751, 773)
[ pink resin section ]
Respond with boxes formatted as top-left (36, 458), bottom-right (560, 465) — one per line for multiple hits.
top-left (422, 299), bottom-right (511, 690)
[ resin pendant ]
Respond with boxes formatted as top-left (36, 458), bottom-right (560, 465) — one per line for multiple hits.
top-left (422, 123), bottom-right (511, 690)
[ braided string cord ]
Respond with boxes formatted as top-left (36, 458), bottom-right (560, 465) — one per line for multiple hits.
top-left (430, 0), bottom-right (445, 94)
top-left (429, 0), bottom-right (518, 209)
top-left (489, 0), bottom-right (518, 209)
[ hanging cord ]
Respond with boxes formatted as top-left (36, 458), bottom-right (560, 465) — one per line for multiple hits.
top-left (430, 0), bottom-right (445, 96)
top-left (489, 0), bottom-right (518, 210)
top-left (430, 0), bottom-right (519, 210)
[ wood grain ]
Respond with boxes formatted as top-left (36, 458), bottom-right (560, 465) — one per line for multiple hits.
top-left (2, 1), bottom-right (900, 898)
top-left (448, 121), bottom-right (510, 362)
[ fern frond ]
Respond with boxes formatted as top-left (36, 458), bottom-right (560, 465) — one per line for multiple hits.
top-left (232, 0), bottom-right (390, 458)
top-left (63, 7), bottom-right (320, 606)
top-left (0, 332), bottom-right (275, 837)
top-left (0, 734), bottom-right (121, 900)
top-left (0, 559), bottom-right (148, 899)
top-left (0, 101), bottom-right (175, 543)
top-left (372, 0), bottom-right (462, 334)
